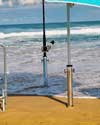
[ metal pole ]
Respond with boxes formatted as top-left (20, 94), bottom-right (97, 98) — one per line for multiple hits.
top-left (67, 3), bottom-right (71, 65)
top-left (3, 46), bottom-right (7, 105)
top-left (42, 0), bottom-right (46, 51)
top-left (2, 89), bottom-right (6, 112)
top-left (0, 45), bottom-right (7, 111)
top-left (67, 65), bottom-right (73, 107)
top-left (64, 3), bottom-right (74, 107)
top-left (42, 0), bottom-right (48, 86)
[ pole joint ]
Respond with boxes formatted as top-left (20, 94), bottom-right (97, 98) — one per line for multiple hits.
top-left (64, 65), bottom-right (75, 74)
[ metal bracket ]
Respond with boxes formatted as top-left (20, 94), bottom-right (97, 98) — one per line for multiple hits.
top-left (67, 3), bottom-right (74, 7)
top-left (64, 66), bottom-right (75, 74)
top-left (41, 58), bottom-right (49, 62)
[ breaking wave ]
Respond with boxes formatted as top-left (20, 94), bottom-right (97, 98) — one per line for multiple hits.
top-left (0, 26), bottom-right (100, 39)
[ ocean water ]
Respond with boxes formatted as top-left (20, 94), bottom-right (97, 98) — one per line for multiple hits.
top-left (0, 21), bottom-right (100, 98)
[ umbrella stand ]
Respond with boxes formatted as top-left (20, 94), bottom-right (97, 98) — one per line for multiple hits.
top-left (64, 3), bottom-right (74, 107)
top-left (42, 0), bottom-right (48, 87)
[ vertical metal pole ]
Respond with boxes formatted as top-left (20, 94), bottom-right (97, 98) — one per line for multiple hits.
top-left (0, 45), bottom-right (7, 111)
top-left (3, 46), bottom-right (7, 105)
top-left (43, 56), bottom-right (48, 86)
top-left (67, 4), bottom-right (71, 66)
top-left (66, 3), bottom-right (73, 107)
top-left (2, 89), bottom-right (5, 112)
top-left (42, 0), bottom-right (48, 86)
top-left (67, 65), bottom-right (73, 107)
top-left (42, 0), bottom-right (46, 50)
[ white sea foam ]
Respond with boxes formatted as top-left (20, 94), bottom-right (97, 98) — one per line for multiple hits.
top-left (0, 26), bottom-right (100, 39)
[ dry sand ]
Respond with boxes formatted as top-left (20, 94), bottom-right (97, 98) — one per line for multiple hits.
top-left (0, 96), bottom-right (100, 125)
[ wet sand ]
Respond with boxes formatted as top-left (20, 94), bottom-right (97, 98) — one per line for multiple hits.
top-left (0, 96), bottom-right (100, 125)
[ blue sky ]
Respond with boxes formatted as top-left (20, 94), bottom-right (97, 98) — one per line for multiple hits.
top-left (0, 3), bottom-right (100, 24)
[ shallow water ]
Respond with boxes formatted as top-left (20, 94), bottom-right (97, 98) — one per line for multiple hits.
top-left (0, 21), bottom-right (100, 97)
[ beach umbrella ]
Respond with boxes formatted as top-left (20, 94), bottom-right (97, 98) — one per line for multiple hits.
top-left (45, 0), bottom-right (100, 107)
top-left (46, 0), bottom-right (100, 7)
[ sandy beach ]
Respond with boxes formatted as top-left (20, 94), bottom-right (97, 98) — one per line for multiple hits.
top-left (0, 1), bottom-right (100, 125)
top-left (0, 96), bottom-right (100, 125)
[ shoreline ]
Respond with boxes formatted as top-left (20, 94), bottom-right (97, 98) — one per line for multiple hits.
top-left (2, 94), bottom-right (100, 99)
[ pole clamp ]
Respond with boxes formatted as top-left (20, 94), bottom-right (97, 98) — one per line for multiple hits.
top-left (64, 66), bottom-right (75, 73)
top-left (67, 3), bottom-right (74, 7)
top-left (41, 58), bottom-right (49, 62)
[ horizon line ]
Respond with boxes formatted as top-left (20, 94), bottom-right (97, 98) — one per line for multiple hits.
top-left (0, 20), bottom-right (100, 26)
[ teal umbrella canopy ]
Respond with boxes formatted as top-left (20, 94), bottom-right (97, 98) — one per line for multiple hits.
top-left (46, 0), bottom-right (100, 7)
